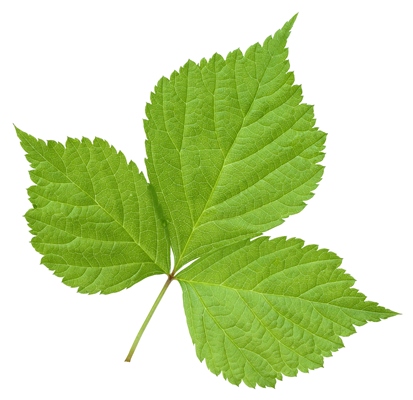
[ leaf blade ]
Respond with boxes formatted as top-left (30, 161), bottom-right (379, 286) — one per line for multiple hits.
top-left (17, 127), bottom-right (170, 294)
top-left (145, 15), bottom-right (326, 268)
top-left (177, 237), bottom-right (396, 387)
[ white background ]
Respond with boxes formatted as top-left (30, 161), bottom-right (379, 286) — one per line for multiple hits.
top-left (0, 1), bottom-right (411, 398)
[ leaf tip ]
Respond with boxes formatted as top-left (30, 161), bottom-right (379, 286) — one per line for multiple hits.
top-left (15, 126), bottom-right (39, 156)
top-left (387, 309), bottom-right (401, 318)
top-left (285, 13), bottom-right (298, 31)
top-left (14, 124), bottom-right (26, 140)
top-left (278, 13), bottom-right (299, 40)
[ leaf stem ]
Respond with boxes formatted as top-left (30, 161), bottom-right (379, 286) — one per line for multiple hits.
top-left (125, 274), bottom-right (173, 362)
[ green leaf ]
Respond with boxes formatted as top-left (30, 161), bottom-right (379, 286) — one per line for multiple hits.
top-left (145, 15), bottom-right (325, 269)
top-left (17, 127), bottom-right (170, 294)
top-left (177, 237), bottom-right (396, 388)
top-left (16, 14), bottom-right (398, 389)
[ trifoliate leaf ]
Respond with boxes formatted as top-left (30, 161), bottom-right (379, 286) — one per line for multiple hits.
top-left (177, 237), bottom-right (396, 387)
top-left (145, 15), bottom-right (325, 269)
top-left (16, 14), bottom-right (397, 390)
top-left (17, 127), bottom-right (169, 294)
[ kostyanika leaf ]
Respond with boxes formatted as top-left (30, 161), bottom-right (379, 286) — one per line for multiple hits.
top-left (177, 237), bottom-right (396, 387)
top-left (17, 127), bottom-right (169, 294)
top-left (16, 14), bottom-right (397, 390)
top-left (145, 15), bottom-right (325, 269)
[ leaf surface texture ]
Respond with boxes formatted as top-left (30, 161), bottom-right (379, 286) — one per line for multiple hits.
top-left (145, 16), bottom-right (325, 268)
top-left (177, 237), bottom-right (396, 387)
top-left (17, 128), bottom-right (169, 294)
top-left (16, 14), bottom-right (397, 389)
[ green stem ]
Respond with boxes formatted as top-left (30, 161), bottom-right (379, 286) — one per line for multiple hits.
top-left (125, 275), bottom-right (173, 362)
